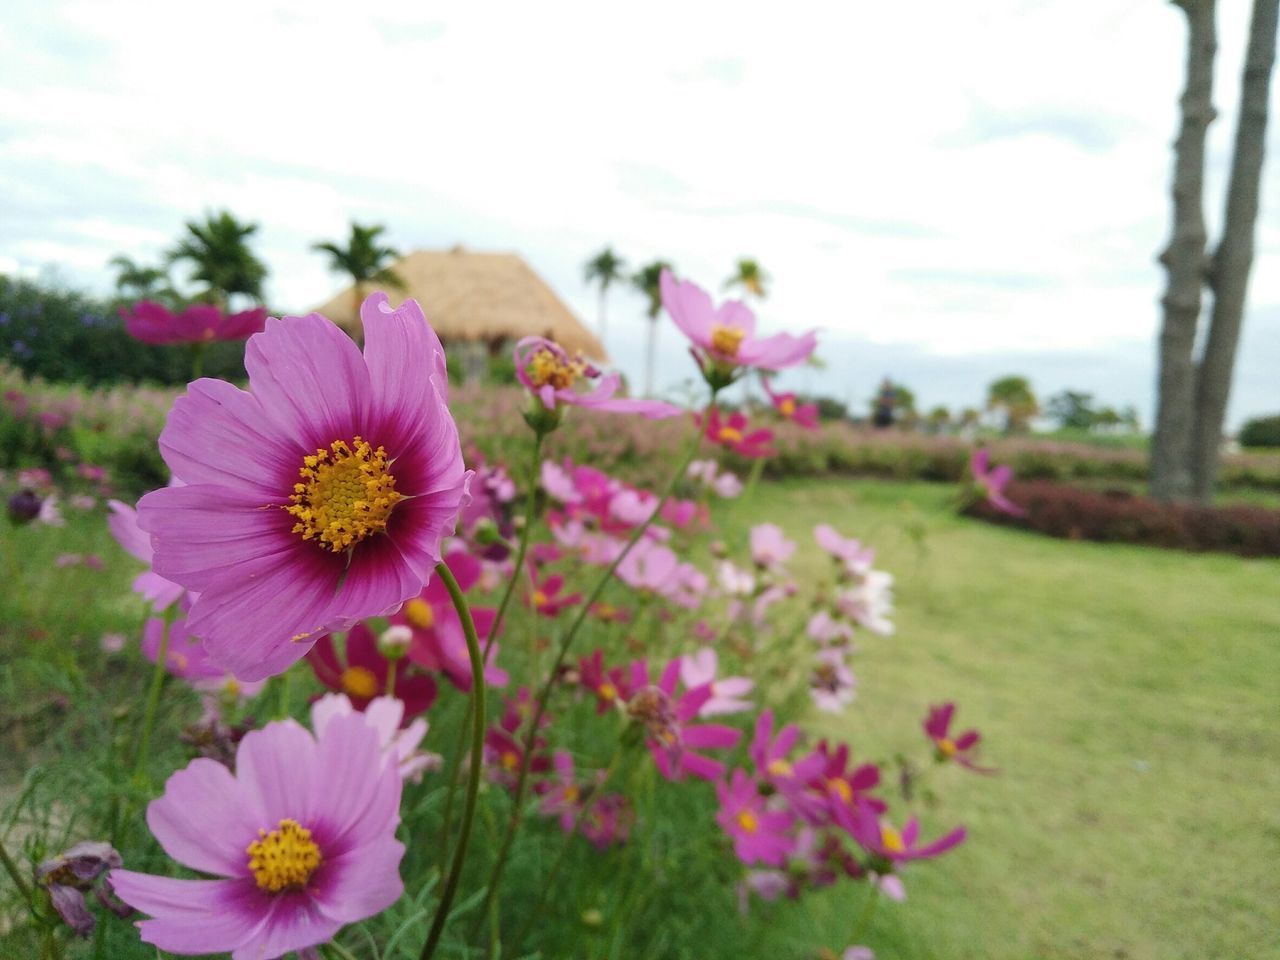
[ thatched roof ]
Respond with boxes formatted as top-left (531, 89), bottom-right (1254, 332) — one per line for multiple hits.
top-left (309, 247), bottom-right (607, 361)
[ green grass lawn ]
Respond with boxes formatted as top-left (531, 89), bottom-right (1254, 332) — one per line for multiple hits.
top-left (2, 478), bottom-right (1277, 959)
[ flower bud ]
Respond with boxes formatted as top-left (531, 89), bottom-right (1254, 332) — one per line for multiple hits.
top-left (378, 624), bottom-right (413, 660)
top-left (7, 489), bottom-right (42, 525)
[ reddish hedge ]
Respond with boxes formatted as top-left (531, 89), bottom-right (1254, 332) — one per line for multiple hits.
top-left (964, 480), bottom-right (1280, 557)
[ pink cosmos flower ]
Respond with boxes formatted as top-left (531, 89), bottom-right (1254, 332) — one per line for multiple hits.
top-left (837, 798), bottom-right (966, 864)
top-left (970, 448), bottom-right (1027, 517)
top-left (679, 648), bottom-right (753, 717)
top-left (107, 496), bottom-right (186, 610)
top-left (394, 550), bottom-right (506, 692)
top-left (538, 750), bottom-right (602, 833)
top-left (485, 727), bottom-right (550, 790)
top-left (804, 740), bottom-right (884, 826)
top-left (750, 523), bottom-right (796, 570)
top-left (715, 769), bottom-right (795, 866)
top-left (110, 714), bottom-right (405, 959)
top-left (923, 702), bottom-right (996, 774)
top-left (835, 571), bottom-right (895, 636)
top-left (121, 301), bottom-right (268, 345)
top-left (687, 459), bottom-right (743, 498)
top-left (660, 270), bottom-right (817, 375)
top-left (307, 622), bottom-right (438, 722)
top-left (806, 610), bottom-right (855, 646)
top-left (625, 658), bottom-right (741, 781)
top-left (580, 793), bottom-right (633, 850)
top-left (136, 293), bottom-right (470, 681)
top-left (813, 524), bottom-right (875, 578)
top-left (749, 710), bottom-right (824, 795)
top-left (528, 570), bottom-right (582, 617)
top-left (578, 649), bottom-right (632, 713)
top-left (310, 693), bottom-right (439, 783)
top-left (514, 336), bottom-right (680, 419)
top-left (762, 377), bottom-right (820, 429)
top-left (810, 649), bottom-right (856, 713)
top-left (141, 613), bottom-right (265, 701)
top-left (698, 407), bottom-right (775, 459)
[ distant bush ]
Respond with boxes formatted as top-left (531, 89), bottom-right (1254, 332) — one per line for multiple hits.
top-left (1238, 414), bottom-right (1280, 449)
top-left (0, 276), bottom-right (248, 386)
top-left (964, 480), bottom-right (1280, 557)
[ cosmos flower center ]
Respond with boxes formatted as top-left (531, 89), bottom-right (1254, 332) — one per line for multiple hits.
top-left (718, 426), bottom-right (744, 443)
top-left (736, 809), bottom-right (759, 834)
top-left (598, 682), bottom-right (617, 701)
top-left (500, 750), bottom-right (520, 771)
top-left (527, 347), bottom-right (590, 390)
top-left (779, 397), bottom-right (796, 417)
top-left (827, 778), bottom-right (853, 804)
top-left (814, 663), bottom-right (840, 691)
top-left (938, 738), bottom-right (957, 756)
top-left (627, 686), bottom-right (679, 747)
top-left (286, 438), bottom-right (402, 552)
top-left (766, 758), bottom-right (793, 778)
top-left (532, 590), bottom-right (550, 608)
top-left (246, 819), bottom-right (321, 893)
top-left (563, 785), bottom-right (581, 803)
top-left (404, 598), bottom-right (435, 630)
top-left (341, 665), bottom-right (378, 699)
top-left (710, 325), bottom-right (745, 357)
top-left (880, 824), bottom-right (906, 854)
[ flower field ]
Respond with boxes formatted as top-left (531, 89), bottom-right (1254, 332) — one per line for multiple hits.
top-left (1, 283), bottom-right (1277, 960)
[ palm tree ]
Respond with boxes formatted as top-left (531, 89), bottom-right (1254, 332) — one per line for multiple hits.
top-left (312, 222), bottom-right (405, 324)
top-left (723, 258), bottom-right (770, 299)
top-left (109, 255), bottom-right (173, 302)
top-left (986, 375), bottom-right (1039, 434)
top-left (168, 211), bottom-right (268, 306)
top-left (583, 247), bottom-right (627, 346)
top-left (631, 260), bottom-right (673, 396)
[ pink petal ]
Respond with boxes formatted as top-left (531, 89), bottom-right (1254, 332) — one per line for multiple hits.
top-left (146, 758), bottom-right (264, 876)
top-left (235, 720), bottom-right (317, 825)
top-left (311, 837), bottom-right (405, 924)
top-left (109, 873), bottom-right (267, 955)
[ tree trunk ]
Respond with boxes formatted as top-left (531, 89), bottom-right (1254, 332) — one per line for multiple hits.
top-left (644, 315), bottom-right (657, 396)
top-left (598, 287), bottom-right (608, 349)
top-left (1151, 0), bottom-right (1217, 502)
top-left (351, 280), bottom-right (364, 344)
top-left (1190, 0), bottom-right (1279, 502)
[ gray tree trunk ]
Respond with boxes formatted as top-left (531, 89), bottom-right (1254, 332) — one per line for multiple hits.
top-left (1190, 0), bottom-right (1280, 502)
top-left (1151, 0), bottom-right (1217, 502)
top-left (598, 286), bottom-right (609, 351)
top-left (644, 316), bottom-right (656, 396)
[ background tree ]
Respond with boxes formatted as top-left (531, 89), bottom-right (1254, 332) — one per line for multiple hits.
top-left (631, 260), bottom-right (672, 396)
top-left (986, 375), bottom-right (1039, 434)
top-left (583, 247), bottom-right (627, 347)
top-left (312, 222), bottom-right (404, 326)
top-left (1046, 390), bottom-right (1098, 431)
top-left (723, 258), bottom-right (769, 299)
top-left (108, 255), bottom-right (174, 304)
top-left (1151, 0), bottom-right (1279, 502)
top-left (167, 210), bottom-right (268, 307)
top-left (925, 405), bottom-right (953, 435)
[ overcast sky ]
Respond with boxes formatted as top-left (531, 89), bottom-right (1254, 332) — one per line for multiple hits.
top-left (1, 0), bottom-right (1277, 425)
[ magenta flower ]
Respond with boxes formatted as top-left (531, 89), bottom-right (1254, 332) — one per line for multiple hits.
top-left (813, 524), bottom-right (875, 578)
top-left (970, 448), bottom-right (1026, 517)
top-left (514, 336), bottom-right (679, 420)
top-left (578, 649), bottom-right (632, 713)
top-left (679, 648), bottom-right (754, 717)
top-left (107, 496), bottom-right (186, 610)
top-left (110, 713), bottom-right (405, 959)
top-left (698, 407), bottom-right (775, 459)
top-left (136, 293), bottom-right (469, 681)
top-left (141, 613), bottom-right (265, 701)
top-left (923, 702), bottom-right (995, 773)
top-left (810, 649), bottom-right (856, 713)
top-left (539, 750), bottom-right (590, 832)
top-left (716, 769), bottom-right (795, 867)
top-left (660, 270), bottom-right (817, 376)
top-left (529, 570), bottom-right (582, 618)
top-left (484, 727), bottom-right (550, 790)
top-left (580, 793), bottom-right (633, 850)
top-left (837, 798), bottom-right (966, 864)
top-left (625, 658), bottom-right (741, 781)
top-left (310, 693), bottom-right (439, 783)
top-left (762, 377), bottom-right (820, 429)
top-left (307, 622), bottom-right (439, 721)
top-left (121, 301), bottom-right (268, 345)
top-left (749, 710), bottom-right (824, 794)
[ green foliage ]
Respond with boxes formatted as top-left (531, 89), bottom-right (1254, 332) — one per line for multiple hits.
top-left (631, 260), bottom-right (673, 318)
top-left (313, 222), bottom-right (404, 291)
top-left (985, 374), bottom-right (1038, 433)
top-left (584, 247), bottom-right (628, 293)
top-left (0, 277), bottom-right (248, 387)
top-left (723, 257), bottom-right (769, 298)
top-left (1238, 413), bottom-right (1280, 448)
top-left (168, 209), bottom-right (268, 304)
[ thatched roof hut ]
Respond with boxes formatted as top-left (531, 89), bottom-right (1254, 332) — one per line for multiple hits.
top-left (309, 246), bottom-right (607, 361)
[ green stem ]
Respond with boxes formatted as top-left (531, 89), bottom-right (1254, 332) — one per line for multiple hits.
top-left (743, 454), bottom-right (768, 502)
top-left (323, 941), bottom-right (360, 960)
top-left (0, 836), bottom-right (39, 920)
top-left (438, 431), bottom-right (542, 869)
top-left (473, 402), bottom-right (710, 938)
top-left (846, 882), bottom-right (881, 949)
top-left (417, 562), bottom-right (486, 960)
top-left (276, 667), bottom-right (292, 720)
top-left (131, 608), bottom-right (175, 792)
top-left (510, 747), bottom-right (626, 948)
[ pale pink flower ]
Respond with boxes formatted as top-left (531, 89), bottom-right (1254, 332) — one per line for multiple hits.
top-left (679, 647), bottom-right (753, 717)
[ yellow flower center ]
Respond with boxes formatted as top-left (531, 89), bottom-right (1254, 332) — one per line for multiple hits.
top-left (718, 426), bottom-right (743, 443)
top-left (246, 819), bottom-right (322, 893)
top-left (532, 589), bottom-right (550, 608)
top-left (527, 347), bottom-right (588, 390)
top-left (341, 665), bottom-right (378, 699)
top-left (286, 438), bottom-right (402, 552)
top-left (404, 598), bottom-right (435, 630)
top-left (766, 758), bottom-right (793, 778)
top-left (779, 397), bottom-right (796, 417)
top-left (736, 809), bottom-right (759, 834)
top-left (598, 682), bottom-right (617, 701)
top-left (827, 778), bottom-right (852, 803)
top-left (710, 325), bottom-right (746, 357)
top-left (880, 824), bottom-right (906, 854)
top-left (939, 737), bottom-right (957, 756)
top-left (501, 751), bottom-right (520, 770)
top-left (563, 785), bottom-right (580, 803)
